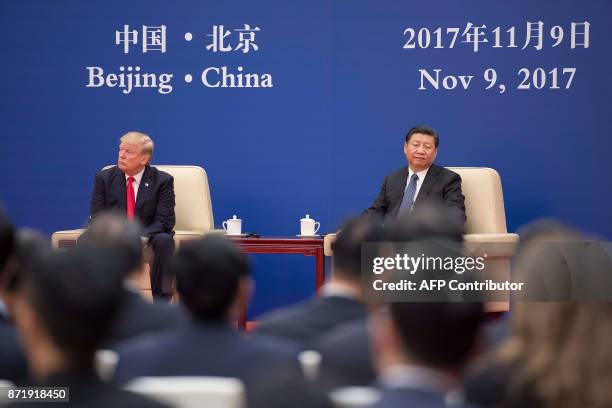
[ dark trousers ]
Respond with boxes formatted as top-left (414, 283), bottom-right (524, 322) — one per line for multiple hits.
top-left (147, 232), bottom-right (175, 298)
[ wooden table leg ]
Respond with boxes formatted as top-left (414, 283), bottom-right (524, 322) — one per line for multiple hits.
top-left (230, 238), bottom-right (327, 329)
top-left (315, 246), bottom-right (325, 295)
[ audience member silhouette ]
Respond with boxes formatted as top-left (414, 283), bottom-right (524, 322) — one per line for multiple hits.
top-left (368, 301), bottom-right (483, 408)
top-left (10, 246), bottom-right (166, 407)
top-left (115, 236), bottom-right (300, 405)
top-left (255, 216), bottom-right (385, 349)
top-left (316, 204), bottom-right (464, 390)
top-left (78, 212), bottom-right (185, 349)
top-left (464, 221), bottom-right (612, 408)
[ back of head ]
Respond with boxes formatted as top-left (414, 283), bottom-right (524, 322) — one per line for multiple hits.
top-left (5, 228), bottom-right (51, 294)
top-left (512, 218), bottom-right (612, 301)
top-left (488, 220), bottom-right (612, 407)
top-left (516, 218), bottom-right (579, 242)
top-left (391, 302), bottom-right (483, 369)
top-left (79, 212), bottom-right (143, 278)
top-left (387, 204), bottom-right (465, 295)
top-left (174, 236), bottom-right (249, 321)
top-left (386, 203), bottom-right (481, 368)
top-left (332, 216), bottom-right (385, 281)
top-left (389, 203), bottom-right (463, 244)
top-left (20, 247), bottom-right (123, 366)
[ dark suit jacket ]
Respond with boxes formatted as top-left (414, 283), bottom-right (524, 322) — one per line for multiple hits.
top-left (102, 288), bottom-right (186, 349)
top-left (0, 320), bottom-right (28, 384)
top-left (7, 369), bottom-right (168, 408)
top-left (90, 165), bottom-right (175, 237)
top-left (115, 321), bottom-right (300, 404)
top-left (254, 295), bottom-right (366, 349)
top-left (366, 164), bottom-right (466, 228)
top-left (370, 387), bottom-right (475, 408)
top-left (315, 319), bottom-right (375, 390)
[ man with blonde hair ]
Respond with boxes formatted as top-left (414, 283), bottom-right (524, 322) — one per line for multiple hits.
top-left (90, 131), bottom-right (176, 301)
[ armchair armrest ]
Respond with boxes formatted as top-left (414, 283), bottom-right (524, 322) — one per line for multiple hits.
top-left (51, 229), bottom-right (86, 249)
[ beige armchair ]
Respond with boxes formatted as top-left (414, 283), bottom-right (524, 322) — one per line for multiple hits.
top-left (51, 165), bottom-right (215, 298)
top-left (324, 167), bottom-right (519, 311)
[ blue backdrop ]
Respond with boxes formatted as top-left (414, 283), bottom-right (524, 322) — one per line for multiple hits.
top-left (1, 0), bottom-right (611, 317)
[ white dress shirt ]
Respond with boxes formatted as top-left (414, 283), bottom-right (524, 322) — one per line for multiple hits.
top-left (319, 282), bottom-right (360, 300)
top-left (379, 364), bottom-right (465, 405)
top-left (125, 167), bottom-right (145, 201)
top-left (380, 364), bottom-right (456, 393)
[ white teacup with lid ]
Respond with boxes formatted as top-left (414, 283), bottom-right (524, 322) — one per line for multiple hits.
top-left (223, 215), bottom-right (242, 235)
top-left (300, 214), bottom-right (320, 236)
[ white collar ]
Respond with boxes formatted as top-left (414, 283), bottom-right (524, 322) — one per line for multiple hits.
top-left (407, 166), bottom-right (430, 182)
top-left (379, 364), bottom-right (458, 394)
top-left (319, 281), bottom-right (360, 300)
top-left (125, 167), bottom-right (145, 185)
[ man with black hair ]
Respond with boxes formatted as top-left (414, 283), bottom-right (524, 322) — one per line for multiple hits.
top-left (5, 229), bottom-right (51, 298)
top-left (315, 204), bottom-right (466, 390)
top-left (78, 212), bottom-right (185, 349)
top-left (365, 125), bottom-right (466, 230)
top-left (115, 236), bottom-right (299, 402)
top-left (255, 216), bottom-right (385, 349)
top-left (10, 247), bottom-right (166, 407)
top-left (368, 302), bottom-right (482, 408)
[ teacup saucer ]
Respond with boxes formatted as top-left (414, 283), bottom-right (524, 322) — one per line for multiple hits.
top-left (296, 234), bottom-right (321, 238)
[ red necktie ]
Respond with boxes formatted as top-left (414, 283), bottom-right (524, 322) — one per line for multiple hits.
top-left (126, 176), bottom-right (135, 220)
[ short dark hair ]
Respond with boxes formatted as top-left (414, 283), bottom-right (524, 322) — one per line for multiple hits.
top-left (23, 248), bottom-right (123, 367)
top-left (332, 216), bottom-right (385, 281)
top-left (78, 212), bottom-right (143, 278)
top-left (388, 204), bottom-right (465, 301)
top-left (386, 203), bottom-right (480, 368)
top-left (390, 302), bottom-right (483, 369)
top-left (173, 236), bottom-right (249, 321)
top-left (405, 125), bottom-right (439, 148)
top-left (5, 229), bottom-right (50, 293)
top-left (0, 207), bottom-right (15, 276)
top-left (389, 203), bottom-right (463, 243)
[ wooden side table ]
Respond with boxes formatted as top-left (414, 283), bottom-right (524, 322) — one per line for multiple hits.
top-left (227, 236), bottom-right (326, 330)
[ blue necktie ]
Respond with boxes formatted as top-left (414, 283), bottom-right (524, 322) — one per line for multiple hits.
top-left (398, 173), bottom-right (419, 217)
